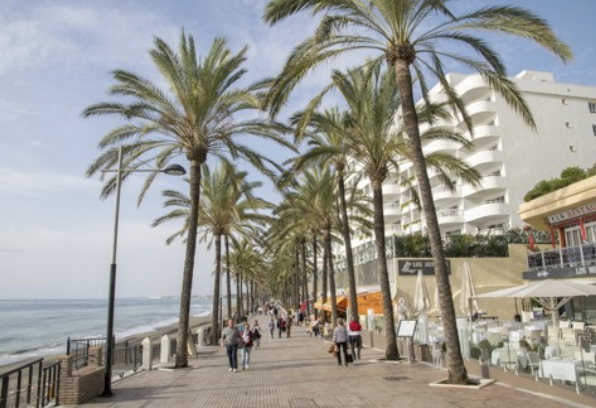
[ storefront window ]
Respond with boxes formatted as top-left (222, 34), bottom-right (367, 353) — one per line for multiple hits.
top-left (565, 226), bottom-right (582, 246)
top-left (586, 221), bottom-right (596, 243)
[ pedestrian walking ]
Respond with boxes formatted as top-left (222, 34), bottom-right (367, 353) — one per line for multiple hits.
top-left (252, 320), bottom-right (262, 349)
top-left (277, 317), bottom-right (284, 338)
top-left (268, 318), bottom-right (275, 341)
top-left (258, 305), bottom-right (263, 315)
top-left (333, 318), bottom-right (349, 367)
top-left (348, 316), bottom-right (362, 360)
top-left (241, 322), bottom-right (254, 370)
top-left (221, 319), bottom-right (241, 372)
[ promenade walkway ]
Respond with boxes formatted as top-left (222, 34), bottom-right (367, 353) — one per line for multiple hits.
top-left (77, 314), bottom-right (588, 407)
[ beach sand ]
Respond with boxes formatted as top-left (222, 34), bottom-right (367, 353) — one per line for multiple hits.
top-left (121, 315), bottom-right (212, 346)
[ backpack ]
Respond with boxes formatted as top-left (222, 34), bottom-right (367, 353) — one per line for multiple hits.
top-left (252, 327), bottom-right (261, 339)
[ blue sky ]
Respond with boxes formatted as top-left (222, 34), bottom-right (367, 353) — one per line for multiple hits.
top-left (1, 0), bottom-right (595, 299)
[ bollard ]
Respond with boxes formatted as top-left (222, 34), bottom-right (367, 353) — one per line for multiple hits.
top-left (160, 335), bottom-right (171, 364)
top-left (141, 337), bottom-right (152, 371)
top-left (197, 328), bottom-right (205, 348)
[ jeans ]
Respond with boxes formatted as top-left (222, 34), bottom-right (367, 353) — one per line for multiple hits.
top-left (241, 346), bottom-right (252, 367)
top-left (226, 345), bottom-right (238, 369)
top-left (349, 335), bottom-right (362, 359)
top-left (336, 342), bottom-right (349, 365)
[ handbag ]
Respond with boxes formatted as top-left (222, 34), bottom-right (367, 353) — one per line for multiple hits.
top-left (327, 344), bottom-right (335, 354)
top-left (332, 345), bottom-right (339, 357)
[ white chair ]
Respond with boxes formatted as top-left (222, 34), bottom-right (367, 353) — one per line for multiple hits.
top-left (526, 351), bottom-right (540, 377)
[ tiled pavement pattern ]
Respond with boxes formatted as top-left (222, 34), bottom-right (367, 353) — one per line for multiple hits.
top-left (77, 315), bottom-right (588, 408)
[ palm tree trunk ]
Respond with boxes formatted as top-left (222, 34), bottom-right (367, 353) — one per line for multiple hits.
top-left (312, 231), bottom-right (318, 319)
top-left (238, 269), bottom-right (244, 317)
top-left (301, 239), bottom-right (309, 317)
top-left (338, 166), bottom-right (358, 321)
top-left (175, 159), bottom-right (201, 368)
top-left (394, 59), bottom-right (467, 383)
top-left (211, 233), bottom-right (222, 344)
top-left (325, 227), bottom-right (338, 326)
top-left (371, 177), bottom-right (399, 360)
top-left (295, 245), bottom-right (300, 311)
top-left (236, 271), bottom-right (241, 320)
top-left (225, 235), bottom-right (232, 320)
top-left (321, 236), bottom-right (328, 322)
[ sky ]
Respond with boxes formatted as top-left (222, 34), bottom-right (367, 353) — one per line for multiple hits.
top-left (1, 0), bottom-right (595, 300)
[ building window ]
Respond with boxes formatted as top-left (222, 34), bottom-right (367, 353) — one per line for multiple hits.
top-left (569, 145), bottom-right (576, 152)
top-left (589, 102), bottom-right (596, 113)
top-left (593, 125), bottom-right (596, 136)
top-left (566, 122), bottom-right (572, 128)
top-left (562, 98), bottom-right (569, 105)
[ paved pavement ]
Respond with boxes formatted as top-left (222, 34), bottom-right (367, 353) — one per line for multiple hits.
top-left (75, 314), bottom-right (590, 407)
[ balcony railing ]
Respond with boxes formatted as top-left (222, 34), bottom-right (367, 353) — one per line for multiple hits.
top-left (527, 243), bottom-right (596, 269)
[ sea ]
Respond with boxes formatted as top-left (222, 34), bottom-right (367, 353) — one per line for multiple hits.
top-left (0, 297), bottom-right (213, 368)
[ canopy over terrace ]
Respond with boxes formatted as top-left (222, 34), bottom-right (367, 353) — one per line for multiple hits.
top-left (476, 280), bottom-right (596, 344)
top-left (313, 292), bottom-right (384, 316)
top-left (314, 296), bottom-right (348, 313)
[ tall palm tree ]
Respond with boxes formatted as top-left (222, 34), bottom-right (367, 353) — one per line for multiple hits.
top-left (153, 164), bottom-right (273, 343)
top-left (84, 31), bottom-right (292, 368)
top-left (295, 62), bottom-right (479, 360)
top-left (289, 108), bottom-right (361, 321)
top-left (263, 0), bottom-right (570, 383)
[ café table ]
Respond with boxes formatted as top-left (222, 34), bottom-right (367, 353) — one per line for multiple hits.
top-left (539, 358), bottom-right (582, 393)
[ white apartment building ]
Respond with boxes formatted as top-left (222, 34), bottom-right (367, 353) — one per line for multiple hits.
top-left (343, 70), bottom-right (596, 263)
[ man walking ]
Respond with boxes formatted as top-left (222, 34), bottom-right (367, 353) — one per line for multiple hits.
top-left (221, 319), bottom-right (241, 372)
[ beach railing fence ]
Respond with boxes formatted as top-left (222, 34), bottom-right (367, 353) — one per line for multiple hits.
top-left (0, 358), bottom-right (60, 408)
top-left (66, 337), bottom-right (145, 377)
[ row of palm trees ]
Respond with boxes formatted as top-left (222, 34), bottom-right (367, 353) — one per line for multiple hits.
top-left (85, 0), bottom-right (570, 384)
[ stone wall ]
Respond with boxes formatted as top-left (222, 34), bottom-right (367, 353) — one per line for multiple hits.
top-left (57, 346), bottom-right (105, 405)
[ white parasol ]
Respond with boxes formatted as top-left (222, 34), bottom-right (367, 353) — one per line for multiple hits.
top-left (460, 261), bottom-right (480, 321)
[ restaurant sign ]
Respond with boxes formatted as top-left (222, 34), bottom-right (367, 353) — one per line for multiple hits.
top-left (398, 259), bottom-right (451, 276)
top-left (523, 264), bottom-right (596, 280)
top-left (547, 201), bottom-right (596, 224)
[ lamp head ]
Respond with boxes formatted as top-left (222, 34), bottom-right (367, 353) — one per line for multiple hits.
top-left (162, 164), bottom-right (186, 176)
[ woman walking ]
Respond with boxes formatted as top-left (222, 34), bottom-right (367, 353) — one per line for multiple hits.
top-left (241, 322), bottom-right (254, 370)
top-left (252, 320), bottom-right (262, 350)
top-left (268, 318), bottom-right (275, 342)
top-left (348, 316), bottom-right (362, 360)
top-left (333, 318), bottom-right (349, 367)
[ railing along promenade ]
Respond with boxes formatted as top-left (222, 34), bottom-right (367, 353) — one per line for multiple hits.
top-left (0, 329), bottom-right (205, 407)
top-left (0, 358), bottom-right (59, 408)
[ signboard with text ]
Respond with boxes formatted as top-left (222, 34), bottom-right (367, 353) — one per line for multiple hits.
top-left (398, 259), bottom-right (451, 276)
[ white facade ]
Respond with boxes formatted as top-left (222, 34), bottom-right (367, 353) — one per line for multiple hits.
top-left (344, 70), bottom-right (596, 258)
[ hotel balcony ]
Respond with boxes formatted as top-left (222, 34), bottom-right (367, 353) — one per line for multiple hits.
top-left (423, 139), bottom-right (459, 155)
top-left (464, 202), bottom-right (510, 223)
top-left (432, 185), bottom-right (461, 206)
top-left (461, 175), bottom-right (507, 199)
top-left (463, 125), bottom-right (500, 147)
top-left (466, 100), bottom-right (496, 124)
top-left (437, 209), bottom-right (464, 227)
top-left (455, 75), bottom-right (491, 104)
top-left (382, 182), bottom-right (401, 199)
top-left (463, 150), bottom-right (504, 172)
top-left (383, 203), bottom-right (402, 222)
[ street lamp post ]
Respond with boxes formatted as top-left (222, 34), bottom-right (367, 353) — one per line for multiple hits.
top-left (102, 146), bottom-right (185, 396)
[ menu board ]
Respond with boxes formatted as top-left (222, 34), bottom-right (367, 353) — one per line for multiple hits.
top-left (396, 320), bottom-right (417, 338)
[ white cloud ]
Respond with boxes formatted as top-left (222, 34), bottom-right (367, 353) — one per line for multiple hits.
top-left (0, 167), bottom-right (99, 196)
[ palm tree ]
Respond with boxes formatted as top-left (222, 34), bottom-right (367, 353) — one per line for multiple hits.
top-left (263, 0), bottom-right (570, 383)
top-left (289, 108), bottom-right (361, 322)
top-left (84, 32), bottom-right (292, 368)
top-left (153, 163), bottom-right (273, 344)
